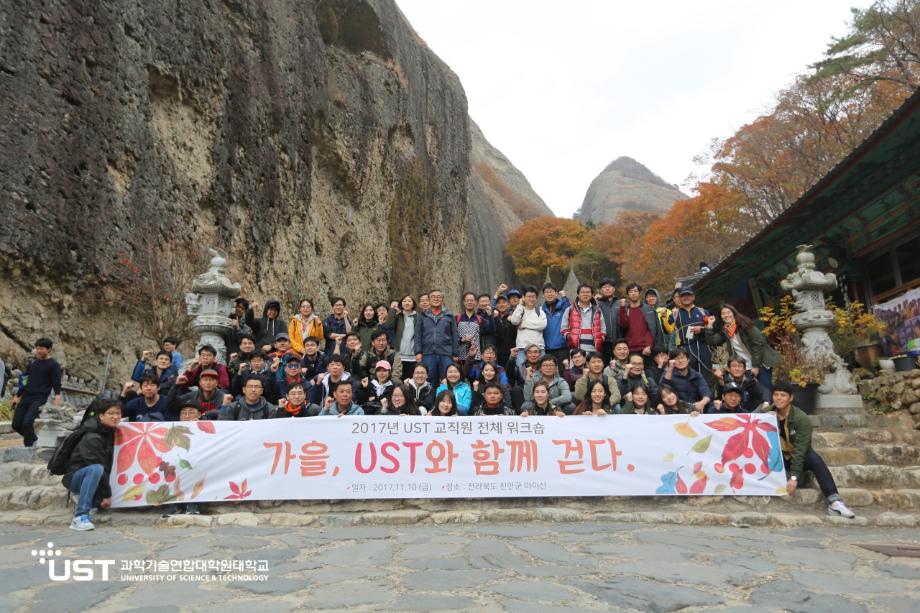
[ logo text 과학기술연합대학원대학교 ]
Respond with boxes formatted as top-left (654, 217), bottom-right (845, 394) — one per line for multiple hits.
top-left (31, 541), bottom-right (271, 583)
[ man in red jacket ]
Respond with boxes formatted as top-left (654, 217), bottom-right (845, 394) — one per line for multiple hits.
top-left (176, 345), bottom-right (231, 390)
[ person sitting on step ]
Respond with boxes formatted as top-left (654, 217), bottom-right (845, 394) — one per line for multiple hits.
top-left (758, 381), bottom-right (856, 519)
top-left (63, 399), bottom-right (121, 531)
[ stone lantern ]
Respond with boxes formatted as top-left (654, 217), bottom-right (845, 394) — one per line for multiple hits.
top-left (780, 244), bottom-right (861, 409)
top-left (185, 249), bottom-right (241, 363)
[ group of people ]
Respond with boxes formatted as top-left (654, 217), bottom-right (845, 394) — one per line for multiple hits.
top-left (6, 278), bottom-right (857, 529)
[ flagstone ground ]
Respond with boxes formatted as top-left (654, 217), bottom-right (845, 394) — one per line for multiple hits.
top-left (1, 521), bottom-right (918, 612)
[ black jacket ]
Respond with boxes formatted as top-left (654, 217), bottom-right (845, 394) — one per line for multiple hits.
top-left (407, 381), bottom-right (435, 412)
top-left (492, 312), bottom-right (517, 359)
top-left (62, 417), bottom-right (116, 503)
top-left (247, 299), bottom-right (284, 348)
top-left (300, 352), bottom-right (329, 381)
top-left (716, 373), bottom-right (769, 413)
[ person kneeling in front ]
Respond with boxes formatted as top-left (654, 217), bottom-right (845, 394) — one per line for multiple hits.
top-left (63, 400), bottom-right (122, 531)
top-left (758, 381), bottom-right (856, 519)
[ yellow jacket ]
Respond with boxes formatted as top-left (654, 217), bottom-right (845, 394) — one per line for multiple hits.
top-left (289, 315), bottom-right (325, 354)
top-left (656, 307), bottom-right (676, 334)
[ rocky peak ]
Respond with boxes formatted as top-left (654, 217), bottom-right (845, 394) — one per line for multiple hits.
top-left (576, 157), bottom-right (688, 225)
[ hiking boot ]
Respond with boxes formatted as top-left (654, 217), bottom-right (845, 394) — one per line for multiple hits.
top-left (69, 514), bottom-right (95, 531)
top-left (828, 500), bottom-right (856, 519)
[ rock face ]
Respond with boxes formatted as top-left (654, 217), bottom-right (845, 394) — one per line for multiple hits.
top-left (576, 156), bottom-right (688, 225)
top-left (465, 120), bottom-right (553, 292)
top-left (0, 0), bottom-right (539, 380)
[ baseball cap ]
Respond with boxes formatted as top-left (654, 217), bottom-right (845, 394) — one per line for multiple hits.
top-left (199, 368), bottom-right (220, 380)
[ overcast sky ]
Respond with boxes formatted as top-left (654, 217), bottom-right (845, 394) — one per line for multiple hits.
top-left (394, 0), bottom-right (874, 218)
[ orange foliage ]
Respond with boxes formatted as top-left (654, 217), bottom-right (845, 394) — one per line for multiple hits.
top-left (506, 216), bottom-right (590, 283)
top-left (632, 182), bottom-right (748, 290)
top-left (590, 211), bottom-right (660, 283)
top-left (628, 3), bottom-right (919, 289)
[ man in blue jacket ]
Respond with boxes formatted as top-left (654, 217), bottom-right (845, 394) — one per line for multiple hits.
top-left (541, 283), bottom-right (571, 366)
top-left (674, 287), bottom-right (712, 378)
top-left (414, 289), bottom-right (460, 383)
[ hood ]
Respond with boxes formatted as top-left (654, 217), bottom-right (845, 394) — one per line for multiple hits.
top-left (644, 288), bottom-right (661, 304)
top-left (408, 380), bottom-right (430, 392)
top-left (263, 299), bottom-right (282, 318)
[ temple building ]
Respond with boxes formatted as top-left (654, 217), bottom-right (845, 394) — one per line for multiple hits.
top-left (693, 85), bottom-right (920, 358)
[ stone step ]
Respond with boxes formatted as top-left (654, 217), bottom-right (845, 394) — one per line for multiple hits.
top-left (827, 464), bottom-right (920, 488)
top-left (866, 412), bottom-right (917, 429)
top-left (0, 461), bottom-right (59, 487)
top-left (814, 444), bottom-right (920, 467)
top-left (809, 414), bottom-right (868, 429)
top-left (1, 477), bottom-right (917, 515)
top-left (813, 406), bottom-right (867, 416)
top-left (786, 485), bottom-right (920, 510)
top-left (2, 506), bottom-right (918, 529)
top-left (2, 446), bottom-right (54, 464)
top-left (785, 486), bottom-right (871, 507)
top-left (871, 488), bottom-right (920, 510)
top-left (812, 429), bottom-right (920, 446)
top-left (0, 484), bottom-right (68, 510)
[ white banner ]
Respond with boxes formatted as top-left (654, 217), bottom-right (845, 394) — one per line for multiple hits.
top-left (110, 414), bottom-right (788, 507)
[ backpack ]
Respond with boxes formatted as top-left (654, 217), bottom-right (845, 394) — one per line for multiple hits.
top-left (47, 427), bottom-right (89, 475)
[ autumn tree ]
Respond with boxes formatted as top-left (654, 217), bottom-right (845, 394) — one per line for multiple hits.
top-left (638, 0), bottom-right (920, 288)
top-left (590, 211), bottom-right (660, 283)
top-left (631, 182), bottom-right (748, 290)
top-left (506, 217), bottom-right (592, 285)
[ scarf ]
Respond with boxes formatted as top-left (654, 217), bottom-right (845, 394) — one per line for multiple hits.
top-left (779, 413), bottom-right (795, 459)
top-left (284, 402), bottom-right (305, 416)
top-left (726, 321), bottom-right (738, 338)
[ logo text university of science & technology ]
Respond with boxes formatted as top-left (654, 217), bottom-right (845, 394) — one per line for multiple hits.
top-left (31, 542), bottom-right (115, 581)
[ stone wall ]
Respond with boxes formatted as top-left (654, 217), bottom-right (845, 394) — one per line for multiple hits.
top-left (858, 369), bottom-right (920, 428)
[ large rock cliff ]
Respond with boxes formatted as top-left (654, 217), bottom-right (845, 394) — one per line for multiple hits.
top-left (0, 0), bottom-right (540, 380)
top-left (576, 156), bottom-right (687, 225)
top-left (465, 120), bottom-right (553, 293)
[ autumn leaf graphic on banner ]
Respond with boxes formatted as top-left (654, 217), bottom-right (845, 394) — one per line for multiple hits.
top-left (673, 422), bottom-right (697, 438)
top-left (196, 421), bottom-right (216, 434)
top-left (655, 470), bottom-right (688, 494)
top-left (116, 423), bottom-right (171, 475)
top-left (691, 435), bottom-right (712, 453)
top-left (705, 414), bottom-right (779, 489)
top-left (225, 479), bottom-right (253, 500)
top-left (165, 425), bottom-right (193, 451)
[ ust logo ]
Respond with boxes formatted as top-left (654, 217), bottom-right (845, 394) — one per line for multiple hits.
top-left (31, 542), bottom-right (115, 582)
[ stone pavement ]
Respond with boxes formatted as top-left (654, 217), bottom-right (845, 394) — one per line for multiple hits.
top-left (1, 521), bottom-right (918, 612)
